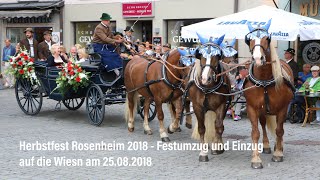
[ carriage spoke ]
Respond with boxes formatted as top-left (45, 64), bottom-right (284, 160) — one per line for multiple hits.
top-left (33, 97), bottom-right (40, 104)
top-left (89, 106), bottom-right (95, 114)
top-left (26, 98), bottom-right (30, 112)
top-left (93, 108), bottom-right (97, 123)
top-left (19, 96), bottom-right (26, 101)
top-left (30, 97), bottom-right (38, 111)
top-left (71, 99), bottom-right (75, 108)
top-left (22, 98), bottom-right (28, 108)
top-left (29, 97), bottom-right (34, 113)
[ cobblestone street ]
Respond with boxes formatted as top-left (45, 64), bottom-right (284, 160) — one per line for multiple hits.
top-left (1, 88), bottom-right (320, 179)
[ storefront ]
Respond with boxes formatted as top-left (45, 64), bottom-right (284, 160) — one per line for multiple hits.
top-left (277, 0), bottom-right (320, 68)
top-left (0, 0), bottom-right (63, 66)
top-left (63, 0), bottom-right (237, 50)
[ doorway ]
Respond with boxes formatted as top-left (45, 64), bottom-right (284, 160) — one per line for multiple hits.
top-left (127, 20), bottom-right (152, 43)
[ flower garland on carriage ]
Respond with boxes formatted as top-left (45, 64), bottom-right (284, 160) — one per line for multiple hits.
top-left (54, 61), bottom-right (90, 95)
top-left (6, 50), bottom-right (38, 85)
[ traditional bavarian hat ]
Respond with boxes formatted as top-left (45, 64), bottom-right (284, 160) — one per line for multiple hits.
top-left (100, 13), bottom-right (112, 20)
top-left (24, 28), bottom-right (34, 33)
top-left (284, 48), bottom-right (295, 55)
top-left (43, 30), bottom-right (52, 35)
top-left (124, 26), bottom-right (134, 32)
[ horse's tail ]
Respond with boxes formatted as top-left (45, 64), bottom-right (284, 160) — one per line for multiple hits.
top-left (192, 111), bottom-right (216, 143)
top-left (266, 115), bottom-right (277, 138)
top-left (124, 91), bottom-right (140, 122)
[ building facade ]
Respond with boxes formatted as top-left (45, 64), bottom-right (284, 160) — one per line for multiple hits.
top-left (0, 0), bottom-right (64, 72)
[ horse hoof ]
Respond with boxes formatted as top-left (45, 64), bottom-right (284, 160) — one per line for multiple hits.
top-left (262, 148), bottom-right (272, 154)
top-left (251, 162), bottom-right (263, 169)
top-left (167, 127), bottom-right (174, 134)
top-left (199, 155), bottom-right (209, 162)
top-left (212, 149), bottom-right (225, 155)
top-left (272, 156), bottom-right (284, 162)
top-left (144, 130), bottom-right (153, 135)
top-left (186, 123), bottom-right (192, 129)
top-left (176, 127), bottom-right (182, 132)
top-left (161, 137), bottom-right (170, 142)
top-left (128, 127), bottom-right (134, 132)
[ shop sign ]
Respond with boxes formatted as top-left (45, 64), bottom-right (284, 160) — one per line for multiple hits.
top-left (122, 2), bottom-right (153, 17)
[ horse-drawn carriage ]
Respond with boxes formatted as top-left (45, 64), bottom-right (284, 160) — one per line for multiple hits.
top-left (14, 53), bottom-right (156, 126)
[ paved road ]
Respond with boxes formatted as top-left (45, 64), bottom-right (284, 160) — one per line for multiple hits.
top-left (0, 88), bottom-right (320, 179)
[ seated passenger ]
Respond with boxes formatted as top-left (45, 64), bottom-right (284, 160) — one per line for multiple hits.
top-left (299, 65), bottom-right (320, 125)
top-left (46, 44), bottom-right (68, 67)
top-left (77, 48), bottom-right (88, 63)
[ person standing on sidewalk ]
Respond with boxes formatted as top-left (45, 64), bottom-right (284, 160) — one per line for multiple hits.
top-left (19, 28), bottom-right (38, 60)
top-left (1, 39), bottom-right (16, 88)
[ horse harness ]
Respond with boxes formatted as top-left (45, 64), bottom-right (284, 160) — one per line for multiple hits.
top-left (142, 56), bottom-right (183, 102)
top-left (187, 62), bottom-right (231, 113)
top-left (245, 63), bottom-right (295, 114)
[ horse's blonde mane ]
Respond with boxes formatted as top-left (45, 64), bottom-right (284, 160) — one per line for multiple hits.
top-left (270, 43), bottom-right (292, 89)
top-left (189, 59), bottom-right (201, 82)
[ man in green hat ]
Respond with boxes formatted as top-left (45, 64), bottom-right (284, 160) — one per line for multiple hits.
top-left (92, 13), bottom-right (124, 76)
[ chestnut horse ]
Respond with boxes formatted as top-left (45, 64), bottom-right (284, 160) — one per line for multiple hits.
top-left (124, 50), bottom-right (189, 141)
top-left (188, 34), bottom-right (237, 161)
top-left (244, 20), bottom-right (294, 169)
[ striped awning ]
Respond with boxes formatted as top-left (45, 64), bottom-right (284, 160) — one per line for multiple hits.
top-left (0, 9), bottom-right (52, 19)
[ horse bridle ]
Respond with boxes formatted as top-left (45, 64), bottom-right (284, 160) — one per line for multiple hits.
top-left (199, 43), bottom-right (222, 82)
top-left (245, 29), bottom-right (271, 65)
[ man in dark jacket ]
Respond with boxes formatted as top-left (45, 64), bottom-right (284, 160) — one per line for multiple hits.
top-left (38, 30), bottom-right (55, 61)
top-left (19, 28), bottom-right (38, 60)
top-left (284, 48), bottom-right (299, 86)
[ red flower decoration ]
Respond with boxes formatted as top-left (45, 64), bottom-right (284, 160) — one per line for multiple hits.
top-left (12, 64), bottom-right (17, 68)
top-left (19, 69), bottom-right (24, 74)
top-left (29, 58), bottom-right (34, 63)
top-left (9, 58), bottom-right (13, 62)
top-left (18, 61), bottom-right (23, 66)
top-left (69, 70), bottom-right (75, 76)
top-left (28, 67), bottom-right (33, 72)
top-left (77, 68), bottom-right (82, 73)
top-left (20, 53), bottom-right (25, 57)
top-left (24, 55), bottom-right (29, 61)
top-left (76, 76), bottom-right (81, 82)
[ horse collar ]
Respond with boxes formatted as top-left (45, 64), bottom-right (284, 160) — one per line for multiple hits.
top-left (194, 62), bottom-right (224, 94)
top-left (248, 63), bottom-right (275, 87)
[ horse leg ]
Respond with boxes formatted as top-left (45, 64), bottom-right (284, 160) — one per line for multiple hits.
top-left (155, 100), bottom-right (170, 142)
top-left (212, 104), bottom-right (225, 155)
top-left (126, 92), bottom-right (138, 132)
top-left (143, 97), bottom-right (153, 135)
top-left (259, 115), bottom-right (271, 154)
top-left (272, 108), bottom-right (286, 162)
top-left (247, 105), bottom-right (263, 169)
top-left (168, 98), bottom-right (182, 134)
top-left (185, 99), bottom-right (192, 129)
top-left (194, 106), bottom-right (208, 162)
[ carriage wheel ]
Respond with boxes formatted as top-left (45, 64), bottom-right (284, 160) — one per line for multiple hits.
top-left (138, 98), bottom-right (156, 122)
top-left (86, 84), bottom-right (105, 126)
top-left (63, 98), bottom-right (85, 110)
top-left (15, 79), bottom-right (42, 115)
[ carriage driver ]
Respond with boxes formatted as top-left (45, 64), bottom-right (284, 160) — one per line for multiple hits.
top-left (92, 13), bottom-right (124, 76)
